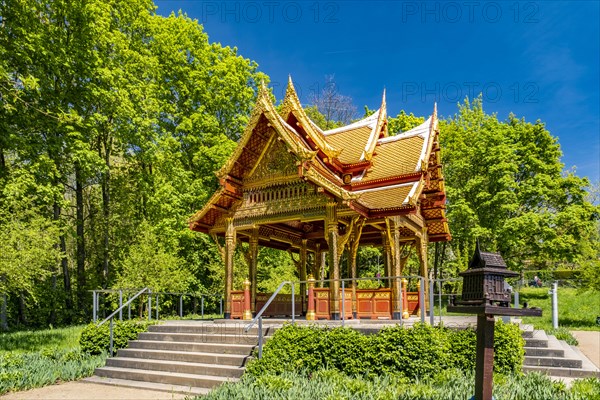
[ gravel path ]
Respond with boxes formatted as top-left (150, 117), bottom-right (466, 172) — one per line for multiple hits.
top-left (0, 382), bottom-right (189, 400)
top-left (571, 330), bottom-right (600, 369)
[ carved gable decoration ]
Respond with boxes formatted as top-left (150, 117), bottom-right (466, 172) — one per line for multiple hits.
top-left (245, 137), bottom-right (298, 186)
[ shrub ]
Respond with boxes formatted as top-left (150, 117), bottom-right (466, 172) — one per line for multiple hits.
top-left (201, 369), bottom-right (600, 400)
top-left (79, 320), bottom-right (156, 355)
top-left (246, 321), bottom-right (524, 380)
top-left (0, 348), bottom-right (106, 395)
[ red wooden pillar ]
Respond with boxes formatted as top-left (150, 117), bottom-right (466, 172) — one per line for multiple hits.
top-left (306, 274), bottom-right (316, 320)
top-left (242, 278), bottom-right (252, 320)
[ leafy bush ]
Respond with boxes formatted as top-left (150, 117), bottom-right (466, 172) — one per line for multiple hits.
top-left (547, 327), bottom-right (579, 345)
top-left (0, 348), bottom-right (106, 395)
top-left (201, 369), bottom-right (600, 400)
top-left (79, 320), bottom-right (156, 355)
top-left (247, 321), bottom-right (524, 379)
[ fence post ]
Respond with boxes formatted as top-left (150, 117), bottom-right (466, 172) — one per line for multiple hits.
top-left (419, 277), bottom-right (425, 324)
top-left (429, 279), bottom-right (434, 325)
top-left (551, 281), bottom-right (559, 329)
top-left (148, 290), bottom-right (152, 321)
top-left (119, 290), bottom-right (123, 321)
top-left (291, 282), bottom-right (295, 325)
top-left (514, 291), bottom-right (519, 308)
top-left (219, 297), bottom-right (223, 316)
top-left (128, 293), bottom-right (131, 320)
top-left (155, 294), bottom-right (159, 320)
top-left (109, 318), bottom-right (114, 357)
top-left (92, 290), bottom-right (97, 323)
top-left (201, 296), bottom-right (204, 319)
top-left (438, 280), bottom-right (442, 325)
top-left (341, 280), bottom-right (345, 327)
top-left (179, 295), bottom-right (183, 318)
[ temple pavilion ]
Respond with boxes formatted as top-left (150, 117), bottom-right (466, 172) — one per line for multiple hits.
top-left (189, 78), bottom-right (450, 320)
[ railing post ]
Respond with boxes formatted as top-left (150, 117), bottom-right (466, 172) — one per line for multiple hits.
top-left (552, 281), bottom-right (559, 329)
top-left (438, 280), bottom-right (442, 325)
top-left (128, 293), bottom-right (131, 320)
top-left (219, 296), bottom-right (223, 316)
top-left (429, 279), bottom-right (434, 325)
top-left (109, 317), bottom-right (114, 357)
top-left (148, 290), bottom-right (152, 321)
top-left (119, 290), bottom-right (123, 321)
top-left (419, 277), bottom-right (425, 324)
top-left (341, 280), bottom-right (345, 327)
top-left (179, 295), bottom-right (183, 318)
top-left (401, 278), bottom-right (409, 319)
top-left (291, 282), bottom-right (295, 325)
top-left (514, 290), bottom-right (519, 308)
top-left (92, 290), bottom-right (97, 323)
top-left (306, 275), bottom-right (316, 321)
top-left (201, 296), bottom-right (204, 319)
top-left (155, 294), bottom-right (159, 320)
top-left (258, 317), bottom-right (263, 359)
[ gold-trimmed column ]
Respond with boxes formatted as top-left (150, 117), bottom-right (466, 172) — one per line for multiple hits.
top-left (313, 243), bottom-right (323, 287)
top-left (326, 202), bottom-right (340, 320)
top-left (224, 217), bottom-right (236, 319)
top-left (242, 278), bottom-right (252, 320)
top-left (349, 218), bottom-right (364, 319)
top-left (416, 230), bottom-right (430, 315)
top-left (300, 239), bottom-right (308, 315)
top-left (381, 230), bottom-right (392, 288)
top-left (249, 227), bottom-right (259, 314)
top-left (389, 216), bottom-right (403, 320)
top-left (306, 274), bottom-right (316, 320)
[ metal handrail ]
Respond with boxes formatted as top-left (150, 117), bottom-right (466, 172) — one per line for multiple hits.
top-left (97, 287), bottom-right (151, 327)
top-left (97, 287), bottom-right (151, 357)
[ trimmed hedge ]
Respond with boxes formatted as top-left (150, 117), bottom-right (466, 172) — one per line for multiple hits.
top-left (79, 320), bottom-right (157, 355)
top-left (246, 322), bottom-right (524, 379)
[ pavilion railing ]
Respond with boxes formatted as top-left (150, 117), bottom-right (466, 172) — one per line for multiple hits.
top-left (90, 289), bottom-right (223, 323)
top-left (245, 275), bottom-right (426, 358)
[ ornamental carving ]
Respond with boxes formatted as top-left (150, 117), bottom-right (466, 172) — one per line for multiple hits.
top-left (245, 138), bottom-right (298, 185)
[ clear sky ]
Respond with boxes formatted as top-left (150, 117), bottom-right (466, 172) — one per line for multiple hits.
top-left (155, 1), bottom-right (600, 183)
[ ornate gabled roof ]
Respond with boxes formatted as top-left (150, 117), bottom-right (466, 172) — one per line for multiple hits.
top-left (190, 79), bottom-right (450, 242)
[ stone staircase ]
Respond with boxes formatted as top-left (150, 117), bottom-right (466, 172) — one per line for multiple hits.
top-left (85, 321), bottom-right (274, 395)
top-left (521, 325), bottom-right (600, 379)
top-left (85, 319), bottom-right (599, 395)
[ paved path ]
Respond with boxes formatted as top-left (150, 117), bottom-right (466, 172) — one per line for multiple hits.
top-left (0, 382), bottom-right (188, 400)
top-left (572, 330), bottom-right (600, 369)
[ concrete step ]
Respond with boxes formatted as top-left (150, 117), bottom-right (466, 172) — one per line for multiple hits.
top-left (94, 366), bottom-right (236, 389)
top-left (525, 334), bottom-right (565, 357)
top-left (523, 365), bottom-right (600, 378)
top-left (138, 331), bottom-right (260, 345)
top-left (150, 323), bottom-right (275, 336)
top-left (82, 375), bottom-right (211, 395)
top-left (524, 355), bottom-right (582, 368)
top-left (524, 330), bottom-right (549, 348)
top-left (520, 324), bottom-right (534, 338)
top-left (117, 347), bottom-right (252, 367)
top-left (105, 357), bottom-right (245, 378)
top-left (128, 339), bottom-right (256, 355)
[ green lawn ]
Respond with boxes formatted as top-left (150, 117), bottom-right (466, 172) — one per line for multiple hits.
top-left (519, 288), bottom-right (600, 331)
top-left (0, 325), bottom-right (85, 354)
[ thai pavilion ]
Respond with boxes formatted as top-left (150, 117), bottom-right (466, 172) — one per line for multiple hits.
top-left (189, 78), bottom-right (450, 320)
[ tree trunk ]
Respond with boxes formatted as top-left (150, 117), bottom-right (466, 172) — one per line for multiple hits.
top-left (75, 163), bottom-right (86, 313)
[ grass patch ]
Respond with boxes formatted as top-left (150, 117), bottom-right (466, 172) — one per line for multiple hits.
top-left (0, 325), bottom-right (85, 354)
top-left (201, 369), bottom-right (600, 400)
top-left (0, 325), bottom-right (107, 395)
top-left (519, 288), bottom-right (600, 331)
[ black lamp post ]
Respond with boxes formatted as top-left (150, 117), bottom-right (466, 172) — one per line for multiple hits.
top-left (448, 241), bottom-right (541, 400)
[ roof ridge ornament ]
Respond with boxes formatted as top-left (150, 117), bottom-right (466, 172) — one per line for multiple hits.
top-left (360, 88), bottom-right (388, 161)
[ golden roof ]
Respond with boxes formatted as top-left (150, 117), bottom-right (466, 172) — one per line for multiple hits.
top-left (190, 78), bottom-right (450, 242)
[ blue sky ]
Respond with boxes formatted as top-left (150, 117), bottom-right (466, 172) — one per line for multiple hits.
top-left (155, 1), bottom-right (600, 183)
